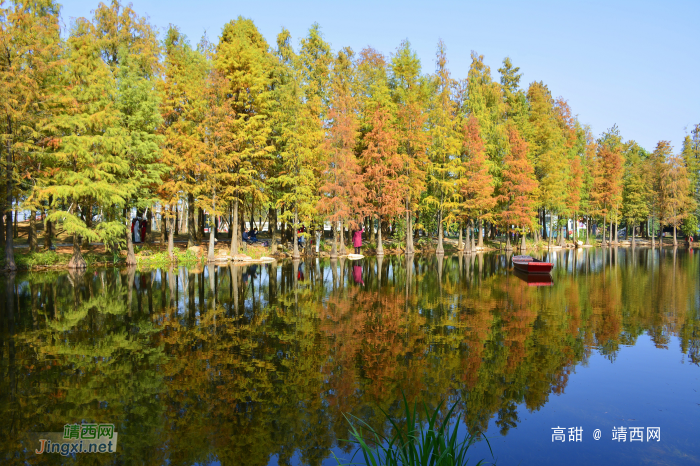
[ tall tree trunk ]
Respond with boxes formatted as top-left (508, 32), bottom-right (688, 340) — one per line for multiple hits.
top-left (147, 208), bottom-right (153, 242)
top-left (541, 209), bottom-right (547, 240)
top-left (29, 210), bottom-right (37, 252)
top-left (478, 218), bottom-right (485, 249)
top-left (609, 218), bottom-right (614, 245)
top-left (0, 196), bottom-right (4, 245)
top-left (464, 223), bottom-right (471, 253)
top-left (506, 233), bottom-right (511, 250)
top-left (293, 206), bottom-right (300, 260)
top-left (68, 234), bottom-right (87, 269)
top-left (160, 207), bottom-right (166, 245)
top-left (126, 216), bottom-right (136, 266)
top-left (436, 211), bottom-right (444, 255)
top-left (521, 229), bottom-right (527, 250)
top-left (330, 220), bottom-right (338, 258)
top-left (614, 219), bottom-right (619, 244)
top-left (631, 221), bottom-right (636, 246)
top-left (376, 215), bottom-right (384, 256)
top-left (651, 215), bottom-right (656, 248)
top-left (199, 208), bottom-right (205, 241)
top-left (339, 221), bottom-right (347, 255)
top-left (280, 206), bottom-right (286, 240)
top-left (602, 215), bottom-right (606, 247)
top-left (174, 205), bottom-right (179, 236)
top-left (237, 204), bottom-right (244, 249)
top-left (558, 226), bottom-right (566, 247)
top-left (270, 206), bottom-right (278, 254)
top-left (405, 201), bottom-right (414, 254)
top-left (673, 224), bottom-right (677, 247)
top-left (470, 220), bottom-right (476, 252)
top-left (547, 211), bottom-right (553, 248)
top-left (230, 198), bottom-right (239, 256)
top-left (44, 198), bottom-right (53, 251)
top-left (168, 213), bottom-right (175, 258)
top-left (249, 196), bottom-right (255, 232)
top-left (207, 197), bottom-right (216, 263)
top-left (314, 227), bottom-right (321, 255)
top-left (187, 193), bottom-right (196, 247)
top-left (458, 222), bottom-right (463, 251)
top-left (4, 137), bottom-right (15, 270)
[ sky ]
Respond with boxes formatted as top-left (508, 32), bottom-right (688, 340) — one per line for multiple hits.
top-left (56, 0), bottom-right (699, 153)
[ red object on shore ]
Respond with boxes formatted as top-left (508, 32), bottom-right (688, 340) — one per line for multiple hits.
top-left (512, 255), bottom-right (553, 274)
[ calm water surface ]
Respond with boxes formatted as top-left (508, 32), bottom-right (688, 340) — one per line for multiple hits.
top-left (1, 248), bottom-right (699, 465)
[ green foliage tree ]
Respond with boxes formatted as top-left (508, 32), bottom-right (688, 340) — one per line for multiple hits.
top-left (622, 142), bottom-right (650, 245)
top-left (390, 40), bottom-right (429, 254)
top-left (527, 82), bottom-right (569, 247)
top-left (425, 40), bottom-right (461, 255)
top-left (214, 17), bottom-right (274, 260)
top-left (273, 28), bottom-right (324, 259)
top-left (0, 0), bottom-right (63, 269)
top-left (159, 26), bottom-right (208, 253)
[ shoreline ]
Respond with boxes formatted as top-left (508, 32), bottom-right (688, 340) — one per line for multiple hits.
top-left (4, 236), bottom-right (697, 273)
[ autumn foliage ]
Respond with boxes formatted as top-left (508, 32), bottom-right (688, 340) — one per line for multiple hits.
top-left (2, 0), bottom-right (699, 271)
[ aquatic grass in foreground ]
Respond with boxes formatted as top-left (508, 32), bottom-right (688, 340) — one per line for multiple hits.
top-left (336, 395), bottom-right (494, 466)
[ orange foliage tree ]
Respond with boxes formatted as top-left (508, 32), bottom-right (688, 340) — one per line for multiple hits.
top-left (318, 48), bottom-right (367, 257)
top-left (499, 126), bottom-right (538, 250)
top-left (459, 115), bottom-right (495, 252)
top-left (361, 108), bottom-right (404, 256)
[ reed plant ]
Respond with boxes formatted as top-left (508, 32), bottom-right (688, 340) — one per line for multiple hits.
top-left (336, 394), bottom-right (493, 466)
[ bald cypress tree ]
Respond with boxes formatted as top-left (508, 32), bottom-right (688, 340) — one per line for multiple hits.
top-left (159, 27), bottom-right (208, 254)
top-left (528, 81), bottom-right (569, 247)
top-left (459, 115), bottom-right (495, 249)
top-left (273, 28), bottom-right (324, 260)
top-left (0, 0), bottom-right (63, 269)
top-left (499, 125), bottom-right (538, 250)
top-left (39, 0), bottom-right (165, 268)
top-left (214, 17), bottom-right (274, 260)
top-left (426, 40), bottom-right (461, 255)
top-left (390, 40), bottom-right (429, 255)
top-left (40, 16), bottom-right (127, 268)
top-left (319, 48), bottom-right (366, 257)
top-left (622, 143), bottom-right (650, 245)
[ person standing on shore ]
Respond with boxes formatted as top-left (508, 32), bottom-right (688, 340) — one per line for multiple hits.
top-left (352, 226), bottom-right (364, 254)
top-left (134, 218), bottom-right (141, 243)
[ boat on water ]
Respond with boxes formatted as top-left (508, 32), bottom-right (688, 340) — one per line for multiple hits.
top-left (512, 255), bottom-right (553, 274)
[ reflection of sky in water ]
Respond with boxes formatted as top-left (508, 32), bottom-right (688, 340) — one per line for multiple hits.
top-left (1, 248), bottom-right (698, 466)
top-left (469, 334), bottom-right (700, 466)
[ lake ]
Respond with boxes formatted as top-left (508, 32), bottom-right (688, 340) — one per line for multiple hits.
top-left (1, 248), bottom-right (698, 465)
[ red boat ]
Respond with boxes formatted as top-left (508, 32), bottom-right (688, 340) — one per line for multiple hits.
top-left (512, 255), bottom-right (553, 274)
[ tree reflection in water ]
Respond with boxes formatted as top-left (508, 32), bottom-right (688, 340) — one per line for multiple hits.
top-left (0, 248), bottom-right (698, 465)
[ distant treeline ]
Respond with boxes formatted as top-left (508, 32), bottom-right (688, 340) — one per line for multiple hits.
top-left (1, 0), bottom-right (699, 268)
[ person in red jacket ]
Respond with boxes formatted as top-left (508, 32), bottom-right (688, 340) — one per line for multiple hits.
top-left (352, 227), bottom-right (365, 254)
